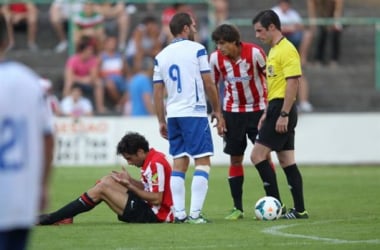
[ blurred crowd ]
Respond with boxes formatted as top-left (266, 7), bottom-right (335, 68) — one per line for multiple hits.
top-left (1, 0), bottom-right (344, 116)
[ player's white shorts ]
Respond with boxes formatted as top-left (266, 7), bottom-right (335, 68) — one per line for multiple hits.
top-left (167, 117), bottom-right (213, 159)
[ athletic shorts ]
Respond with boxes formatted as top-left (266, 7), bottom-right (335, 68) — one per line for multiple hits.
top-left (167, 117), bottom-right (213, 159)
top-left (256, 99), bottom-right (298, 152)
top-left (117, 191), bottom-right (158, 223)
top-left (0, 228), bottom-right (30, 250)
top-left (223, 110), bottom-right (264, 155)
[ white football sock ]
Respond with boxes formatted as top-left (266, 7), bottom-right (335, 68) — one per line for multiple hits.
top-left (170, 171), bottom-right (187, 219)
top-left (189, 166), bottom-right (210, 219)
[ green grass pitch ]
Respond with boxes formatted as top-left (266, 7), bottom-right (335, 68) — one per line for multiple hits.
top-left (30, 165), bottom-right (380, 250)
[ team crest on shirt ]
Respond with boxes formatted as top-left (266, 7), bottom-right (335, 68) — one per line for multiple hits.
top-left (151, 173), bottom-right (158, 184)
top-left (267, 65), bottom-right (276, 77)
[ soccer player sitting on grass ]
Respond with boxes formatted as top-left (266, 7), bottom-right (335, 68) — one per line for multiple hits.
top-left (38, 132), bottom-right (174, 224)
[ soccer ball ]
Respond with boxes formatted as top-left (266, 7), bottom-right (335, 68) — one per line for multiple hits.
top-left (254, 196), bottom-right (282, 221)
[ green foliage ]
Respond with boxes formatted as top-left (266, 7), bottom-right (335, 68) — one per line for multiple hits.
top-left (30, 165), bottom-right (380, 250)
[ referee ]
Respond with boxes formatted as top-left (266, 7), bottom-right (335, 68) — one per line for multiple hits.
top-left (251, 10), bottom-right (308, 219)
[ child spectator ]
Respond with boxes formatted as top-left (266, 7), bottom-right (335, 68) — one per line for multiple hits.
top-left (61, 83), bottom-right (93, 117)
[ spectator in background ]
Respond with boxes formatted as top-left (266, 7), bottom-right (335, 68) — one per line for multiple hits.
top-left (160, 3), bottom-right (193, 45)
top-left (73, 1), bottom-right (104, 49)
top-left (272, 0), bottom-right (313, 112)
top-left (40, 77), bottom-right (62, 116)
top-left (95, 1), bottom-right (130, 52)
top-left (125, 15), bottom-right (162, 74)
top-left (49, 0), bottom-right (84, 53)
top-left (1, 2), bottom-right (39, 51)
top-left (125, 58), bottom-right (155, 116)
top-left (211, 0), bottom-right (229, 25)
top-left (63, 36), bottom-right (105, 114)
top-left (99, 35), bottom-right (129, 110)
top-left (308, 0), bottom-right (344, 67)
top-left (61, 83), bottom-right (94, 117)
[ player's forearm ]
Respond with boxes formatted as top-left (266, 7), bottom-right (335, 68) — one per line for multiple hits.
top-left (42, 134), bottom-right (54, 187)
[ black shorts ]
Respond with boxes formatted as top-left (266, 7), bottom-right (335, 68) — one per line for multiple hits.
top-left (256, 99), bottom-right (298, 152)
top-left (117, 191), bottom-right (158, 223)
top-left (223, 110), bottom-right (264, 156)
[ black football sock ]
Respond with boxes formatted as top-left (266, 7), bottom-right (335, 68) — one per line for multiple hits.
top-left (283, 164), bottom-right (305, 212)
top-left (39, 192), bottom-right (98, 225)
top-left (255, 160), bottom-right (282, 203)
top-left (228, 176), bottom-right (244, 211)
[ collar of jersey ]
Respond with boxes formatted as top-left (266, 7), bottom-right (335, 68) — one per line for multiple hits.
top-left (171, 38), bottom-right (187, 43)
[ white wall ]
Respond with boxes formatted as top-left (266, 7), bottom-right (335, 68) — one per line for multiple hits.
top-left (53, 113), bottom-right (380, 166)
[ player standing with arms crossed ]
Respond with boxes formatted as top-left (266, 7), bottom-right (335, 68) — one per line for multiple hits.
top-left (0, 13), bottom-right (55, 250)
top-left (153, 12), bottom-right (225, 223)
top-left (251, 10), bottom-right (308, 219)
top-left (209, 24), bottom-right (279, 220)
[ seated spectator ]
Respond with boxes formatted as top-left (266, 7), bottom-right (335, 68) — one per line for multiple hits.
top-left (1, 2), bottom-right (38, 51)
top-left (39, 77), bottom-right (62, 116)
top-left (61, 83), bottom-right (93, 117)
top-left (272, 0), bottom-right (314, 112)
top-left (73, 1), bottom-right (104, 49)
top-left (125, 15), bottom-right (162, 74)
top-left (49, 0), bottom-right (84, 53)
top-left (124, 58), bottom-right (154, 116)
top-left (95, 1), bottom-right (130, 52)
top-left (160, 3), bottom-right (193, 45)
top-left (99, 35), bottom-right (129, 110)
top-left (63, 36), bottom-right (105, 113)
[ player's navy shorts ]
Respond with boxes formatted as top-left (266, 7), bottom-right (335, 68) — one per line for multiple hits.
top-left (256, 99), bottom-right (298, 152)
top-left (118, 191), bottom-right (158, 223)
top-left (223, 110), bottom-right (264, 156)
top-left (167, 117), bottom-right (214, 159)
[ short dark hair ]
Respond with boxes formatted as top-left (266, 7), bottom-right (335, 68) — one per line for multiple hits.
top-left (252, 10), bottom-right (282, 31)
top-left (117, 132), bottom-right (149, 155)
top-left (169, 12), bottom-right (192, 37)
top-left (212, 24), bottom-right (241, 44)
top-left (0, 14), bottom-right (9, 50)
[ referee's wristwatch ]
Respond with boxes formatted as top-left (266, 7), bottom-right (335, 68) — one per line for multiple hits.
top-left (280, 111), bottom-right (289, 117)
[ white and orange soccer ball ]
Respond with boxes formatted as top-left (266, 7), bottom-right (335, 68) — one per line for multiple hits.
top-left (254, 196), bottom-right (282, 221)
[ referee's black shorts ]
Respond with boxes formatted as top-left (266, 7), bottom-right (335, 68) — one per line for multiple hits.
top-left (256, 99), bottom-right (298, 152)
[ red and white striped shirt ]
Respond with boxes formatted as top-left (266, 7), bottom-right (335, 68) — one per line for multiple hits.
top-left (141, 149), bottom-right (173, 222)
top-left (209, 42), bottom-right (268, 112)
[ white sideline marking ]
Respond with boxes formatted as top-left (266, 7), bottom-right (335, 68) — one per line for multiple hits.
top-left (263, 220), bottom-right (380, 244)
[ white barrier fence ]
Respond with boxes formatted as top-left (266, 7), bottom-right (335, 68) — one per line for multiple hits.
top-left (53, 113), bottom-right (380, 166)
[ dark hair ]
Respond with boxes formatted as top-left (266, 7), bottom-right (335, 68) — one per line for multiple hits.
top-left (142, 15), bottom-right (158, 25)
top-left (116, 132), bottom-right (149, 155)
top-left (169, 12), bottom-right (192, 37)
top-left (76, 36), bottom-right (97, 53)
top-left (212, 24), bottom-right (241, 44)
top-left (0, 14), bottom-right (9, 49)
top-left (252, 10), bottom-right (281, 31)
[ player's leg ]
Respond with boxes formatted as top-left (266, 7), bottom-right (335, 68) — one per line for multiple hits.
top-left (171, 156), bottom-right (190, 222)
top-left (222, 112), bottom-right (246, 219)
top-left (183, 117), bottom-right (213, 223)
top-left (38, 175), bottom-right (120, 225)
top-left (277, 137), bottom-right (308, 219)
top-left (0, 229), bottom-right (30, 250)
top-left (167, 117), bottom-right (190, 221)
